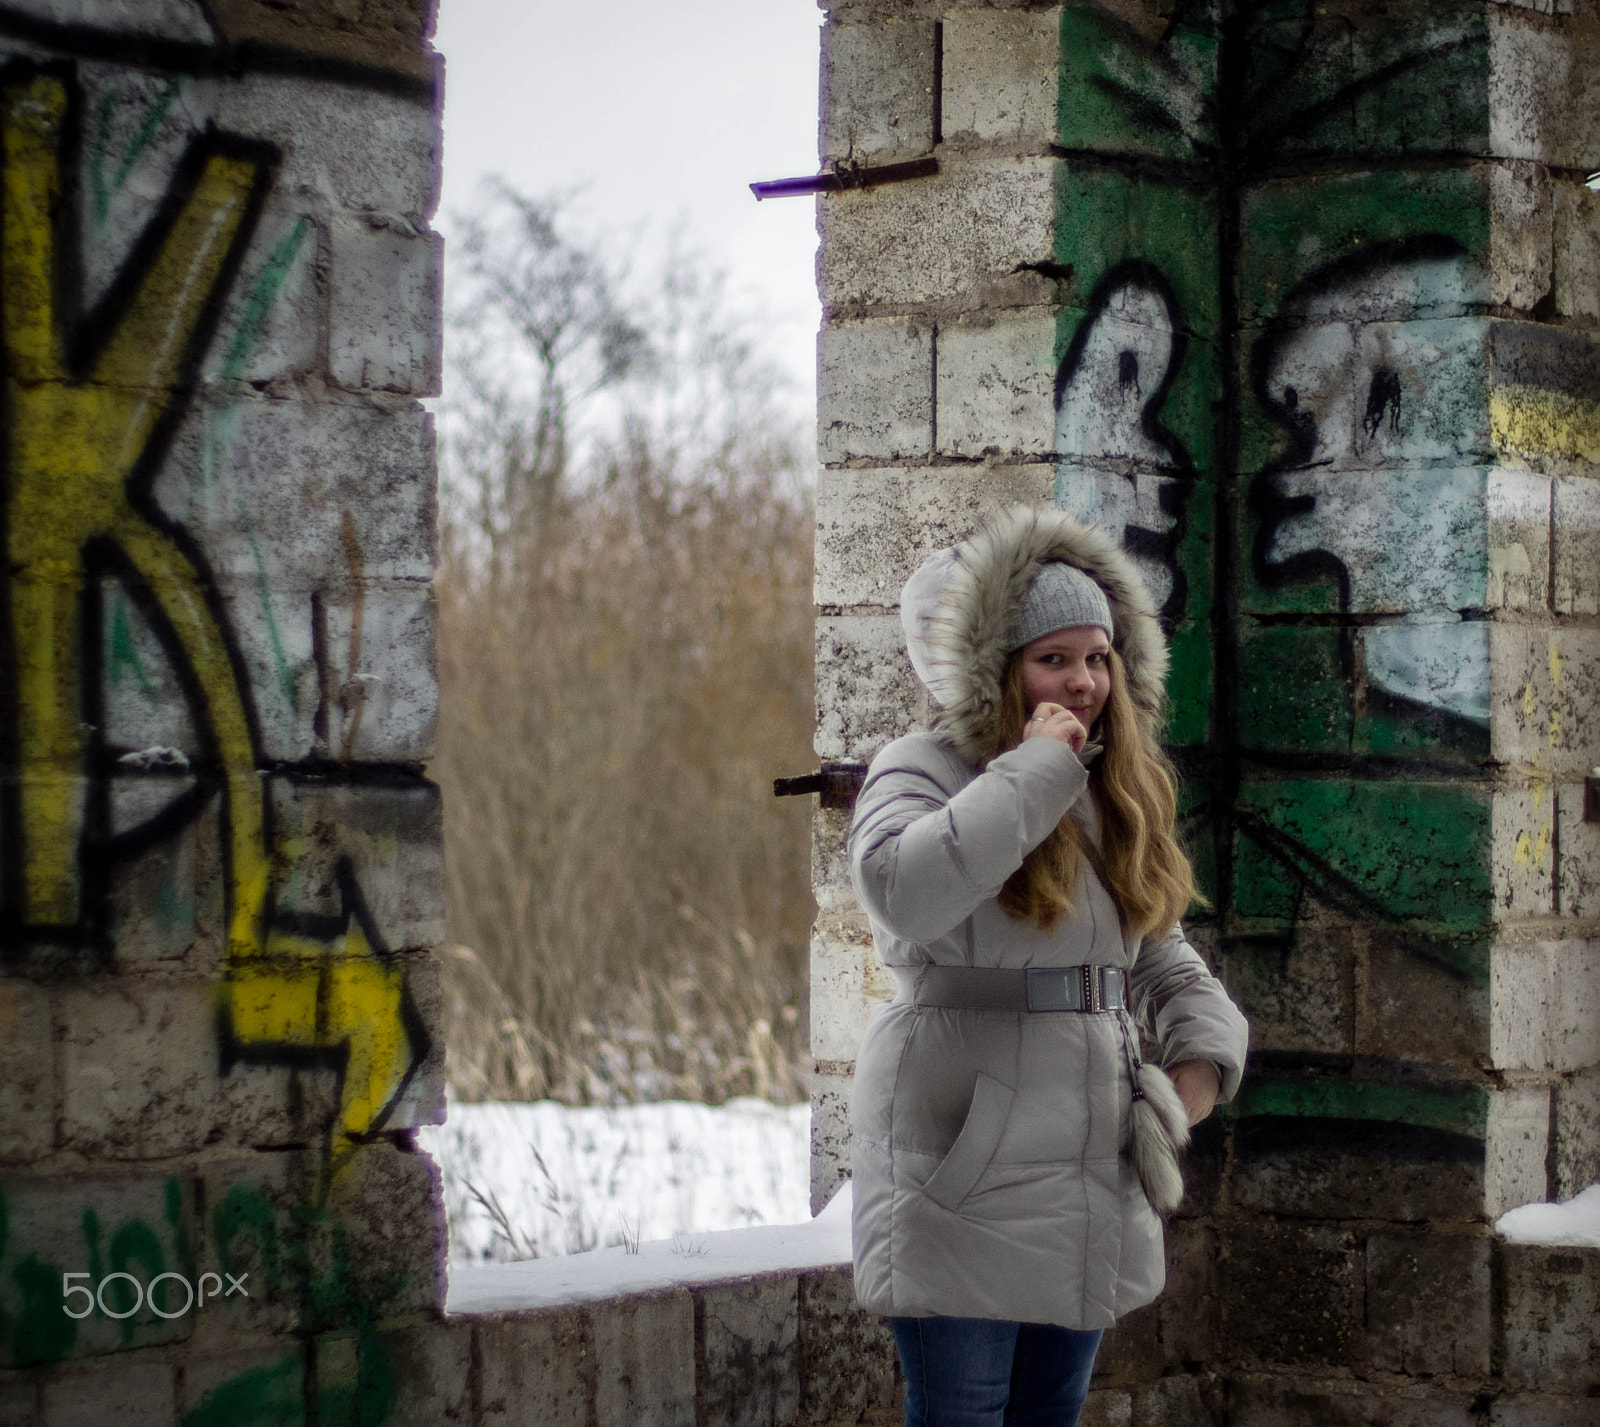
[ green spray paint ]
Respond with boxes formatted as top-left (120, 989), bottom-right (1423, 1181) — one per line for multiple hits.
top-left (88, 80), bottom-right (185, 229)
top-left (1051, 4), bottom-right (1502, 1147)
top-left (202, 216), bottom-right (315, 717)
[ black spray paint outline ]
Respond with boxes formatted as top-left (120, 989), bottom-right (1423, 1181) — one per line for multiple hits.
top-left (1052, 258), bottom-right (1197, 632)
top-left (0, 58), bottom-right (277, 958)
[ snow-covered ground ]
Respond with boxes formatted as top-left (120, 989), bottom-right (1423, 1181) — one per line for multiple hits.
top-left (1496, 1183), bottom-right (1600, 1249)
top-left (417, 1097), bottom-right (812, 1265)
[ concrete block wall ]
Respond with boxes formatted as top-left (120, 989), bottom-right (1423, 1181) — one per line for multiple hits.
top-left (0, 1), bottom-right (452, 1419)
top-left (812, 0), bottom-right (1600, 1419)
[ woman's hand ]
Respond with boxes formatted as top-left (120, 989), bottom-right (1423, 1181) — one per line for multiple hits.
top-left (1023, 701), bottom-right (1089, 753)
top-left (1168, 1059), bottom-right (1221, 1127)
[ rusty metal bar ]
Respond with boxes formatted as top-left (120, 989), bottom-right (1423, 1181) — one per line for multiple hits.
top-left (773, 762), bottom-right (868, 810)
top-left (750, 157), bottom-right (939, 201)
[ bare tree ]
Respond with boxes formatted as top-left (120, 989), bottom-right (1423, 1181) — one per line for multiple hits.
top-left (433, 185), bottom-right (815, 1106)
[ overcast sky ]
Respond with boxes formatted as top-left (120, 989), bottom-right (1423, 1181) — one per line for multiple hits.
top-left (433, 0), bottom-right (824, 413)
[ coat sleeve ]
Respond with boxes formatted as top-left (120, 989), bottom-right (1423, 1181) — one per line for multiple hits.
top-left (1127, 924), bottom-right (1250, 1103)
top-left (850, 734), bottom-right (1091, 944)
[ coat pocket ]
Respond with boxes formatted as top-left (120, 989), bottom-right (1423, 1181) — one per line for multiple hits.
top-left (920, 1072), bottom-right (1015, 1211)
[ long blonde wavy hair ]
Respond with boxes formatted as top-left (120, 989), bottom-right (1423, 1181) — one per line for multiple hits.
top-left (994, 646), bottom-right (1201, 937)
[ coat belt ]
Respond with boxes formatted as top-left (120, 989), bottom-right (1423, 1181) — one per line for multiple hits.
top-left (890, 964), bottom-right (1127, 1013)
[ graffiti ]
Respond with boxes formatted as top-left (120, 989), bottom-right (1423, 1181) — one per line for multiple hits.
top-left (0, 62), bottom-right (429, 1177)
top-left (0, 64), bottom-right (272, 957)
top-left (1047, 1), bottom-right (1564, 1177)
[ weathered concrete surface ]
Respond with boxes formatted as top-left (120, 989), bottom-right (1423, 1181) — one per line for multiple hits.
top-left (0, 0), bottom-right (448, 1418)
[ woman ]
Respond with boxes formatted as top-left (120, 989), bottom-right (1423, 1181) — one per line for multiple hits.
top-left (848, 505), bottom-right (1248, 1427)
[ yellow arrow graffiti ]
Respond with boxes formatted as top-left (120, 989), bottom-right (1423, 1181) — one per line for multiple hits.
top-left (1, 70), bottom-right (269, 956)
top-left (224, 856), bottom-right (426, 1176)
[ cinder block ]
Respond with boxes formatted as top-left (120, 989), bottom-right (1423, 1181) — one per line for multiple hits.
top-left (329, 218), bottom-right (443, 396)
top-left (1220, 1224), bottom-right (1358, 1368)
top-left (1094, 1300), bottom-right (1161, 1383)
top-left (1493, 627), bottom-right (1600, 777)
top-left (1553, 180), bottom-right (1600, 323)
top-left (181, 1345), bottom-right (306, 1423)
top-left (796, 1269), bottom-right (898, 1427)
top-left (193, 1149), bottom-right (308, 1344)
top-left (1131, 1373), bottom-right (1222, 1427)
top-left (328, 1142), bottom-right (447, 1320)
top-left (1552, 476), bottom-right (1600, 616)
top-left (1487, 1084), bottom-right (1551, 1217)
top-left (199, 202), bottom-right (322, 387)
top-left (1492, 941), bottom-right (1555, 1070)
top-left (941, 9), bottom-right (1059, 148)
top-left (1223, 929), bottom-right (1354, 1056)
top-left (1501, 1243), bottom-right (1600, 1390)
top-left (0, 980), bottom-right (53, 1160)
top-left (40, 1364), bottom-right (175, 1427)
top-left (105, 796), bottom-right (225, 966)
top-left (1260, 468), bottom-right (1491, 615)
top-left (0, 1377), bottom-right (36, 1426)
top-left (818, 322), bottom-right (933, 463)
top-left (1492, 1396), bottom-right (1600, 1427)
top-left (1361, 931), bottom-right (1488, 1068)
top-left (815, 465), bottom-right (1055, 609)
top-left (1159, 1223), bottom-right (1219, 1367)
top-left (814, 615), bottom-right (919, 763)
top-left (1487, 467), bottom-right (1551, 612)
top-left (1489, 10), bottom-right (1600, 169)
top-left (1553, 1067), bottom-right (1600, 1201)
top-left (810, 911), bottom-right (886, 1065)
top-left (820, 19), bottom-right (937, 164)
top-left (699, 1277), bottom-right (800, 1427)
top-left (810, 1069), bottom-right (854, 1217)
top-left (1228, 1373), bottom-right (1480, 1426)
top-left (1079, 1388), bottom-right (1132, 1427)
top-left (935, 309), bottom-right (1058, 458)
top-left (1492, 785), bottom-right (1555, 921)
top-left (0, 1175), bottom-right (198, 1366)
top-left (590, 1290), bottom-right (695, 1427)
top-left (476, 1311), bottom-right (590, 1427)
top-left (1231, 1116), bottom-right (1486, 1224)
top-left (163, 395), bottom-right (436, 585)
top-left (209, 74), bottom-right (440, 215)
top-left (1354, 320), bottom-right (1491, 467)
top-left (1557, 784), bottom-right (1600, 919)
top-left (1489, 160), bottom-right (1554, 312)
top-left (58, 979), bottom-right (310, 1156)
top-left (315, 578), bottom-right (438, 763)
top-left (1548, 939), bottom-right (1600, 1073)
top-left (1365, 1233), bottom-right (1491, 1376)
top-left (818, 156), bottom-right (1057, 312)
top-left (811, 807), bottom-right (855, 913)
top-left (266, 777), bottom-right (446, 955)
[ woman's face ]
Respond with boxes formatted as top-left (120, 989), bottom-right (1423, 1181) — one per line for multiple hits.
top-left (1019, 626), bottom-right (1112, 730)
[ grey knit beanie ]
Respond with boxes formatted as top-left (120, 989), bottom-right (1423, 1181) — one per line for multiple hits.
top-left (1006, 561), bottom-right (1115, 651)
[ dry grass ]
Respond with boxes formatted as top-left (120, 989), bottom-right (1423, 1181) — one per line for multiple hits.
top-left (431, 191), bottom-right (817, 1104)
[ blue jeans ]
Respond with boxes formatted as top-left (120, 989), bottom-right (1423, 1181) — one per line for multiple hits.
top-left (890, 1316), bottom-right (1103, 1427)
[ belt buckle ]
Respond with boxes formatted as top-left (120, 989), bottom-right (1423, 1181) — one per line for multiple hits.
top-left (1099, 966), bottom-right (1127, 1012)
top-left (1025, 967), bottom-right (1084, 1012)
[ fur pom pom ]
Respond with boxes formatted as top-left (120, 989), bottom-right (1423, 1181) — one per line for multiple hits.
top-left (1131, 1064), bottom-right (1190, 1215)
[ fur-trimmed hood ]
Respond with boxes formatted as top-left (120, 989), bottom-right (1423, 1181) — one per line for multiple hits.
top-left (900, 505), bottom-right (1168, 765)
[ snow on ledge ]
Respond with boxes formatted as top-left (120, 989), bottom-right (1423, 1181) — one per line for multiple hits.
top-left (444, 1183), bottom-right (853, 1317)
top-left (1495, 1183), bottom-right (1600, 1249)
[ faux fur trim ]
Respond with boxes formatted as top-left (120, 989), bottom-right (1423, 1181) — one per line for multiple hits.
top-left (922, 505), bottom-right (1170, 765)
top-left (1131, 1063), bottom-right (1190, 1215)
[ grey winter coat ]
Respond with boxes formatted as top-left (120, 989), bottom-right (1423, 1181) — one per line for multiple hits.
top-left (847, 507), bottom-right (1249, 1329)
